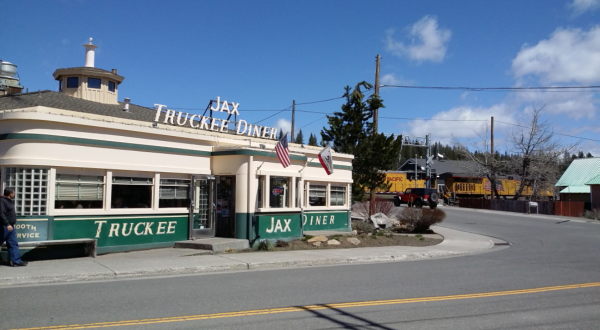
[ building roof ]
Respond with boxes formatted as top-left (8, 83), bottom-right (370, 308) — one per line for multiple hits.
top-left (0, 90), bottom-right (155, 122)
top-left (560, 185), bottom-right (590, 193)
top-left (555, 157), bottom-right (600, 193)
top-left (585, 174), bottom-right (600, 185)
top-left (399, 158), bottom-right (480, 175)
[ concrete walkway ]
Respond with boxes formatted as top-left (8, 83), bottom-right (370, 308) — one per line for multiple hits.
top-left (0, 226), bottom-right (502, 286)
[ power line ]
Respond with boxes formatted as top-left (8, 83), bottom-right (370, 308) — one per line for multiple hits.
top-left (495, 120), bottom-right (600, 143)
top-left (253, 106), bottom-right (292, 125)
top-left (299, 115), bottom-right (328, 129)
top-left (295, 96), bottom-right (344, 105)
top-left (380, 116), bottom-right (486, 122)
top-left (381, 85), bottom-right (600, 92)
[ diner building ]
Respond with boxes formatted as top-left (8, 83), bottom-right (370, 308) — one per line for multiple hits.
top-left (0, 41), bottom-right (353, 258)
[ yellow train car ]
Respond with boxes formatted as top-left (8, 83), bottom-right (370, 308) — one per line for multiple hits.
top-left (372, 171), bottom-right (433, 198)
top-left (443, 176), bottom-right (553, 200)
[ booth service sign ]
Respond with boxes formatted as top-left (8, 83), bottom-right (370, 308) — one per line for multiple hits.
top-left (154, 97), bottom-right (279, 140)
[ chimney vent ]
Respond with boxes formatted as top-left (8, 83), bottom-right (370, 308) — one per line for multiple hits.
top-left (84, 38), bottom-right (98, 68)
top-left (123, 98), bottom-right (130, 112)
top-left (112, 69), bottom-right (117, 74)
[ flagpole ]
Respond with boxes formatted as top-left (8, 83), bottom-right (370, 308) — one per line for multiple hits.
top-left (256, 145), bottom-right (278, 171)
top-left (298, 157), bottom-right (316, 173)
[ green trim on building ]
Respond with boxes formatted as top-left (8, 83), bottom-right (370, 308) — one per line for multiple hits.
top-left (213, 149), bottom-right (307, 161)
top-left (307, 162), bottom-right (352, 170)
top-left (255, 213), bottom-right (302, 240)
top-left (302, 211), bottom-right (350, 232)
top-left (97, 242), bottom-right (176, 254)
top-left (0, 133), bottom-right (212, 156)
top-left (0, 134), bottom-right (348, 163)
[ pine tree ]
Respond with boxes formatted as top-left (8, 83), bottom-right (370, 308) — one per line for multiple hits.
top-left (295, 129), bottom-right (305, 144)
top-left (308, 133), bottom-right (318, 146)
top-left (321, 82), bottom-right (402, 203)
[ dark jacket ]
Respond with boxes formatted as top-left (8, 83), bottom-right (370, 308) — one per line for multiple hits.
top-left (0, 196), bottom-right (17, 226)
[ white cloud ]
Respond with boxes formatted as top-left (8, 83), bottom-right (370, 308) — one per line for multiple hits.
top-left (380, 73), bottom-right (413, 86)
top-left (402, 104), bottom-right (514, 145)
top-left (568, 0), bottom-right (600, 17)
top-left (386, 16), bottom-right (451, 63)
top-left (274, 118), bottom-right (291, 136)
top-left (512, 26), bottom-right (600, 84)
top-left (381, 73), bottom-right (400, 85)
top-left (513, 90), bottom-right (596, 120)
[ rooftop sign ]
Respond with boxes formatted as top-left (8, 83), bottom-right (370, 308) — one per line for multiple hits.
top-left (154, 97), bottom-right (279, 140)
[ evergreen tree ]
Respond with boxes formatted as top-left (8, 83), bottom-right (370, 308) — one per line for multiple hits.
top-left (308, 133), bottom-right (318, 146)
top-left (278, 130), bottom-right (283, 140)
top-left (321, 82), bottom-right (402, 203)
top-left (295, 129), bottom-right (305, 144)
top-left (578, 151), bottom-right (585, 158)
top-left (586, 152), bottom-right (593, 158)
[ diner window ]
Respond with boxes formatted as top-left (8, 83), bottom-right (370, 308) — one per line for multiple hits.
top-left (66, 77), bottom-right (79, 88)
top-left (108, 81), bottom-right (116, 92)
top-left (4, 167), bottom-right (48, 216)
top-left (159, 179), bottom-right (190, 208)
top-left (55, 174), bottom-right (104, 209)
top-left (88, 77), bottom-right (101, 89)
top-left (111, 176), bottom-right (153, 209)
top-left (308, 184), bottom-right (326, 206)
top-left (330, 185), bottom-right (346, 206)
top-left (269, 176), bottom-right (289, 208)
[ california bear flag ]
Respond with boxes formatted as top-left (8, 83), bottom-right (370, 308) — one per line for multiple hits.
top-left (318, 144), bottom-right (334, 175)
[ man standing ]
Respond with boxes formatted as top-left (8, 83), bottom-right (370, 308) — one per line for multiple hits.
top-left (1, 188), bottom-right (27, 266)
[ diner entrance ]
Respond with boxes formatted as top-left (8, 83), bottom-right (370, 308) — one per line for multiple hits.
top-left (188, 175), bottom-right (236, 239)
top-left (189, 175), bottom-right (216, 238)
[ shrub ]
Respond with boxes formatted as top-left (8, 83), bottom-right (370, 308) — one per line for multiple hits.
top-left (254, 239), bottom-right (274, 251)
top-left (275, 239), bottom-right (289, 248)
top-left (398, 208), bottom-right (446, 233)
top-left (351, 220), bottom-right (375, 233)
top-left (351, 198), bottom-right (396, 220)
top-left (582, 209), bottom-right (600, 220)
top-left (301, 235), bottom-right (314, 242)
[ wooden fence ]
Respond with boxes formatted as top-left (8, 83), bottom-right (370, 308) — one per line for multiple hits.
top-left (458, 199), bottom-right (584, 217)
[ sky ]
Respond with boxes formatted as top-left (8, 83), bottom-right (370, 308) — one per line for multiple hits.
top-left (2, 0), bottom-right (600, 156)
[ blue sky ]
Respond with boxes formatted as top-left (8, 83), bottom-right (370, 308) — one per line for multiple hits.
top-left (3, 0), bottom-right (600, 155)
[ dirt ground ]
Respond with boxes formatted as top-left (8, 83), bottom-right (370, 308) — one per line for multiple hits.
top-left (241, 233), bottom-right (442, 252)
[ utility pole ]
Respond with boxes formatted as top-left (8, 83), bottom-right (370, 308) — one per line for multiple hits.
top-left (425, 134), bottom-right (431, 189)
top-left (291, 100), bottom-right (295, 142)
top-left (490, 116), bottom-right (495, 200)
top-left (370, 55), bottom-right (381, 217)
top-left (373, 54), bottom-right (381, 133)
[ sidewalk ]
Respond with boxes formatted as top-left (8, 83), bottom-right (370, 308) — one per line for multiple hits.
top-left (0, 226), bottom-right (501, 286)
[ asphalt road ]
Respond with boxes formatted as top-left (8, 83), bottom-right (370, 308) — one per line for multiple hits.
top-left (2, 207), bottom-right (600, 330)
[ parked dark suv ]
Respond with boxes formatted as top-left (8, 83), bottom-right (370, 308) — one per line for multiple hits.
top-left (393, 188), bottom-right (439, 209)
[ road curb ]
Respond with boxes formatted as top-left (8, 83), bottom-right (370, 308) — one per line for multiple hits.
top-left (0, 250), bottom-right (472, 286)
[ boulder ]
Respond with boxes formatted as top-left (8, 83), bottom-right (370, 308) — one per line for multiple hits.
top-left (327, 239), bottom-right (341, 246)
top-left (312, 241), bottom-right (321, 247)
top-left (351, 230), bottom-right (358, 235)
top-left (346, 237), bottom-right (361, 245)
top-left (370, 213), bottom-right (390, 228)
top-left (307, 235), bottom-right (328, 243)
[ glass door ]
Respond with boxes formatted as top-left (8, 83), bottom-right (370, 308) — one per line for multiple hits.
top-left (189, 175), bottom-right (216, 238)
top-left (215, 176), bottom-right (235, 238)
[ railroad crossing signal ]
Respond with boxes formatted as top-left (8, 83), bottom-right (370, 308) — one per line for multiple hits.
top-left (426, 155), bottom-right (434, 166)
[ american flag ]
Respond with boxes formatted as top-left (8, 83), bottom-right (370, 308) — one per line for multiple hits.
top-left (275, 134), bottom-right (290, 168)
